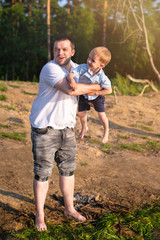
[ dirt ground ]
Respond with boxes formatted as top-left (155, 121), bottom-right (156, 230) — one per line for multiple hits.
top-left (0, 80), bottom-right (160, 237)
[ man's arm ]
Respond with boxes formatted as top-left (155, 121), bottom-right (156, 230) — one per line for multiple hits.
top-left (86, 87), bottom-right (112, 96)
top-left (54, 77), bottom-right (102, 96)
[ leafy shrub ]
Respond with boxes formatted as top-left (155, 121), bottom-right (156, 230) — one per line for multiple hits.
top-left (0, 83), bottom-right (7, 92)
top-left (0, 94), bottom-right (7, 100)
top-left (111, 72), bottom-right (149, 96)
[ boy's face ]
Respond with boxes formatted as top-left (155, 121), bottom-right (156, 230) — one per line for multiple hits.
top-left (87, 51), bottom-right (104, 73)
top-left (54, 40), bottom-right (75, 66)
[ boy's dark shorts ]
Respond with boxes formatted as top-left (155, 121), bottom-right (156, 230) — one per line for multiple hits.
top-left (78, 95), bottom-right (105, 112)
top-left (31, 126), bottom-right (77, 182)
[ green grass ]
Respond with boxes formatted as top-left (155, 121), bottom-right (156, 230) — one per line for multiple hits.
top-left (9, 84), bottom-right (20, 88)
top-left (0, 131), bottom-right (26, 141)
top-left (86, 136), bottom-right (160, 153)
top-left (0, 103), bottom-right (16, 110)
top-left (0, 123), bottom-right (9, 128)
top-left (80, 161), bottom-right (88, 166)
top-left (117, 143), bottom-right (143, 152)
top-left (0, 94), bottom-right (7, 101)
top-left (130, 124), bottom-right (153, 132)
top-left (10, 201), bottom-right (160, 240)
top-left (0, 82), bottom-right (7, 92)
top-left (22, 90), bottom-right (37, 95)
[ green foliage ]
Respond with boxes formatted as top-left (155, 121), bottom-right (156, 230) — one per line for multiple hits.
top-left (111, 72), bottom-right (151, 96)
top-left (0, 94), bottom-right (7, 100)
top-left (0, 131), bottom-right (26, 141)
top-left (22, 90), bottom-right (37, 96)
top-left (0, 82), bottom-right (7, 92)
top-left (0, 0), bottom-right (160, 85)
top-left (9, 84), bottom-right (20, 89)
top-left (117, 143), bottom-right (143, 152)
top-left (10, 201), bottom-right (160, 240)
top-left (0, 103), bottom-right (16, 110)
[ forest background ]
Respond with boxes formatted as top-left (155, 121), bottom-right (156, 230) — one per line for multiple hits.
top-left (0, 0), bottom-right (160, 89)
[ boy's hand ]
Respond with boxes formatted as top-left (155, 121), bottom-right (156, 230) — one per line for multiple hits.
top-left (66, 73), bottom-right (77, 90)
top-left (69, 81), bottom-right (77, 91)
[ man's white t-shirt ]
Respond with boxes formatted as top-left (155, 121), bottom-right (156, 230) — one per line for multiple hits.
top-left (29, 60), bottom-right (78, 129)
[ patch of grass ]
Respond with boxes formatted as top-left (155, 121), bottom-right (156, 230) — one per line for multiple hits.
top-left (9, 84), bottom-right (20, 88)
top-left (0, 123), bottom-right (9, 128)
top-left (0, 103), bottom-right (16, 110)
top-left (118, 135), bottom-right (128, 139)
top-left (145, 139), bottom-right (160, 152)
top-left (117, 143), bottom-right (143, 152)
top-left (0, 82), bottom-right (8, 92)
top-left (111, 72), bottom-right (148, 96)
top-left (0, 94), bottom-right (7, 101)
top-left (130, 124), bottom-right (153, 132)
top-left (22, 90), bottom-right (37, 96)
top-left (0, 131), bottom-right (26, 141)
top-left (10, 201), bottom-right (160, 240)
top-left (80, 161), bottom-right (88, 166)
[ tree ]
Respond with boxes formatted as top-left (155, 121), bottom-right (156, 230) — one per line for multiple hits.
top-left (111, 0), bottom-right (160, 85)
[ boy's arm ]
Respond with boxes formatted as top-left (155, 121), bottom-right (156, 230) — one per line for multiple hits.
top-left (66, 72), bottom-right (77, 90)
top-left (86, 87), bottom-right (112, 96)
top-left (54, 77), bottom-right (102, 96)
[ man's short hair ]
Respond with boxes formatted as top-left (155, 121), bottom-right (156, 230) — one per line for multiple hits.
top-left (54, 35), bottom-right (75, 50)
top-left (91, 46), bottom-right (111, 66)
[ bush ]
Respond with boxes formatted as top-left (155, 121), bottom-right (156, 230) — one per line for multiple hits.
top-left (111, 72), bottom-right (149, 96)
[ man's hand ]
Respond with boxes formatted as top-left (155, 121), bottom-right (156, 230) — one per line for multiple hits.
top-left (86, 92), bottom-right (97, 96)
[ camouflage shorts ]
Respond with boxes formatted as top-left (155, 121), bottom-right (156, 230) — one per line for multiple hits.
top-left (31, 126), bottom-right (77, 181)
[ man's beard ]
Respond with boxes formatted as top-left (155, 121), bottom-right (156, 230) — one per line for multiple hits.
top-left (59, 57), bottom-right (71, 67)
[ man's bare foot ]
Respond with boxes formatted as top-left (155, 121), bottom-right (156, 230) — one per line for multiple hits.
top-left (79, 127), bottom-right (88, 139)
top-left (64, 209), bottom-right (86, 222)
top-left (35, 214), bottom-right (47, 231)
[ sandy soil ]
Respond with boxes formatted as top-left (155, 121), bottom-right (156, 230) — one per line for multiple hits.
top-left (0, 80), bottom-right (160, 236)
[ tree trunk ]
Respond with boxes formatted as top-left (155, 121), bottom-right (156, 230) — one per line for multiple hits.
top-left (68, 0), bottom-right (70, 15)
top-left (102, 0), bottom-right (107, 46)
top-left (139, 0), bottom-right (160, 84)
top-left (47, 0), bottom-right (51, 61)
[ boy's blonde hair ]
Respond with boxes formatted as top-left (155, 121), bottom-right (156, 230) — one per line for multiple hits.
top-left (91, 46), bottom-right (111, 66)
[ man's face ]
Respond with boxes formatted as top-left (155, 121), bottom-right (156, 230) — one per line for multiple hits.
top-left (53, 40), bottom-right (75, 66)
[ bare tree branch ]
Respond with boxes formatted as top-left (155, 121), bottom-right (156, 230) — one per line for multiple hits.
top-left (128, 0), bottom-right (143, 31)
top-left (127, 74), bottom-right (158, 95)
top-left (139, 0), bottom-right (160, 83)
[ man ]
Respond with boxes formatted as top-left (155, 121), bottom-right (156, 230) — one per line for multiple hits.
top-left (29, 35), bottom-right (101, 231)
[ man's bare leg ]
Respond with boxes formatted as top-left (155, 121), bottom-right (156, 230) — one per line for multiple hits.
top-left (33, 179), bottom-right (48, 231)
top-left (98, 112), bottom-right (109, 143)
top-left (59, 174), bottom-right (86, 222)
top-left (78, 111), bottom-right (88, 139)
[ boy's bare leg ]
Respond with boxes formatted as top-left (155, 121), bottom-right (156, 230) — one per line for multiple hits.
top-left (33, 179), bottom-right (48, 231)
top-left (97, 112), bottom-right (109, 143)
top-left (78, 111), bottom-right (88, 139)
top-left (59, 175), bottom-right (86, 222)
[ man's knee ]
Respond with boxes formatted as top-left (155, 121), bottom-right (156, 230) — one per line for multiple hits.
top-left (59, 170), bottom-right (74, 177)
top-left (34, 175), bottom-right (49, 182)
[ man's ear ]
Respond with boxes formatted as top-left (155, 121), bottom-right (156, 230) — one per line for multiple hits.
top-left (71, 49), bottom-right (75, 57)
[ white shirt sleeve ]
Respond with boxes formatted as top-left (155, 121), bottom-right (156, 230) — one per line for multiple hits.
top-left (40, 61), bottom-right (66, 88)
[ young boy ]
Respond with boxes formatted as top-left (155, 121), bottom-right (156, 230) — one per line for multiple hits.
top-left (67, 46), bottom-right (112, 143)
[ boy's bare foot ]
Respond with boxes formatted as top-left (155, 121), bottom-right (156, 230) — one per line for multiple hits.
top-left (102, 130), bottom-right (109, 143)
top-left (102, 136), bottom-right (108, 144)
top-left (35, 214), bottom-right (47, 231)
top-left (79, 127), bottom-right (88, 139)
top-left (64, 209), bottom-right (86, 222)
